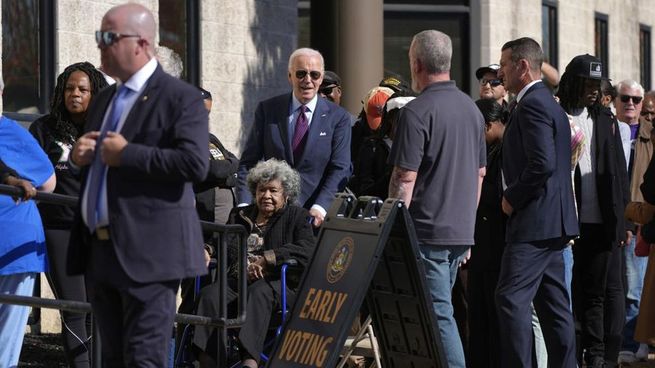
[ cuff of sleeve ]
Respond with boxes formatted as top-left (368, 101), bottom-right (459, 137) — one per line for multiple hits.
top-left (68, 156), bottom-right (81, 175)
top-left (263, 250), bottom-right (276, 267)
top-left (311, 204), bottom-right (327, 217)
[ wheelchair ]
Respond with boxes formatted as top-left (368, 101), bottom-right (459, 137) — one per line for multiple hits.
top-left (175, 261), bottom-right (295, 368)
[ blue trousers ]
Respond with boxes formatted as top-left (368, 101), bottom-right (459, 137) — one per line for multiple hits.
top-left (420, 245), bottom-right (469, 368)
top-left (0, 272), bottom-right (36, 368)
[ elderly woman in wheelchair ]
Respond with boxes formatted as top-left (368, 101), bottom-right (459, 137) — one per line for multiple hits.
top-left (193, 159), bottom-right (316, 368)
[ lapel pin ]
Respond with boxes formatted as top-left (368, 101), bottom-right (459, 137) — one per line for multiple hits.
top-left (321, 113), bottom-right (327, 117)
top-left (142, 95), bottom-right (148, 101)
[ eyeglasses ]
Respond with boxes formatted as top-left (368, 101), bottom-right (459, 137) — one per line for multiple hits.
top-left (295, 70), bottom-right (322, 80)
top-left (480, 78), bottom-right (503, 87)
top-left (619, 94), bottom-right (643, 104)
top-left (95, 31), bottom-right (141, 47)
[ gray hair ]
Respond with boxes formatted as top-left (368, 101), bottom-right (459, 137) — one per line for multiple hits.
top-left (411, 30), bottom-right (452, 74)
top-left (288, 48), bottom-right (324, 72)
top-left (616, 79), bottom-right (645, 97)
top-left (247, 159), bottom-right (301, 204)
top-left (156, 45), bottom-right (183, 78)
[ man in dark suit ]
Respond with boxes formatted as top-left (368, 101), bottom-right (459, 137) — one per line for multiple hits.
top-left (236, 48), bottom-right (351, 227)
top-left (69, 4), bottom-right (208, 366)
top-left (495, 37), bottom-right (579, 367)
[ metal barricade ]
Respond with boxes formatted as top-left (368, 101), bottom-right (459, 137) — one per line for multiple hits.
top-left (0, 183), bottom-right (247, 367)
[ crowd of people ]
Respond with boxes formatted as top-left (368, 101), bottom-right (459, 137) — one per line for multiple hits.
top-left (1, 3), bottom-right (655, 368)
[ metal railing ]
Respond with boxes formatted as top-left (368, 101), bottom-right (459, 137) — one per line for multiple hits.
top-left (0, 183), bottom-right (248, 367)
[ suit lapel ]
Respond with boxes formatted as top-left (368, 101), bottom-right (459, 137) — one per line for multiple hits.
top-left (119, 68), bottom-right (163, 141)
top-left (297, 97), bottom-right (328, 164)
top-left (278, 94), bottom-right (293, 163)
top-left (87, 86), bottom-right (116, 132)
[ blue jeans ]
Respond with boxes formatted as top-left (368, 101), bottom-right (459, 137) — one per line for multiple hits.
top-left (623, 236), bottom-right (647, 352)
top-left (0, 272), bottom-right (36, 367)
top-left (420, 245), bottom-right (468, 368)
top-left (563, 245), bottom-right (574, 310)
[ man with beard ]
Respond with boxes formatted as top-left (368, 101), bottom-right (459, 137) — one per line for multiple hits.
top-left (556, 54), bottom-right (631, 368)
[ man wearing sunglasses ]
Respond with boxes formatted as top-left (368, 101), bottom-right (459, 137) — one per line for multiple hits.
top-left (237, 48), bottom-right (352, 228)
top-left (476, 64), bottom-right (507, 108)
top-left (69, 4), bottom-right (209, 367)
top-left (614, 80), bottom-right (654, 364)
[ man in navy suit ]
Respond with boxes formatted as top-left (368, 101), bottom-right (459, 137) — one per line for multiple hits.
top-left (495, 37), bottom-right (579, 367)
top-left (236, 48), bottom-right (352, 227)
top-left (70, 4), bottom-right (208, 366)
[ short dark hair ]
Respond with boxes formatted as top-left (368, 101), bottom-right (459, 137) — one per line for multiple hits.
top-left (601, 79), bottom-right (616, 99)
top-left (501, 37), bottom-right (544, 72)
top-left (475, 98), bottom-right (507, 125)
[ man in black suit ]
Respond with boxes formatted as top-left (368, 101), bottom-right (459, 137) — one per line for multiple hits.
top-left (495, 37), bottom-right (579, 367)
top-left (70, 3), bottom-right (208, 366)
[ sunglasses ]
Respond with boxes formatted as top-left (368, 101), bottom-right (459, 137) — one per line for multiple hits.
top-left (295, 70), bottom-right (322, 80)
top-left (320, 85), bottom-right (339, 95)
top-left (95, 31), bottom-right (141, 47)
top-left (480, 78), bottom-right (503, 87)
top-left (619, 94), bottom-right (643, 104)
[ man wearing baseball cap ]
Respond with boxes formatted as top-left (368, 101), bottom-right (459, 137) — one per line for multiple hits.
top-left (556, 53), bottom-right (631, 368)
top-left (476, 63), bottom-right (507, 107)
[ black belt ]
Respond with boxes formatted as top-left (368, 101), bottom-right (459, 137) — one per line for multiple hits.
top-left (93, 227), bottom-right (111, 241)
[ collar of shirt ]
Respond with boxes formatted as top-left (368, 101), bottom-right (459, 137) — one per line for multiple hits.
top-left (290, 93), bottom-right (319, 115)
top-left (120, 57), bottom-right (158, 93)
top-left (516, 79), bottom-right (542, 103)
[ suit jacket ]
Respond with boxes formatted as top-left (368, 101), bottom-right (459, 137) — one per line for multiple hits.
top-left (69, 65), bottom-right (209, 283)
top-left (573, 105), bottom-right (631, 244)
top-left (236, 93), bottom-right (352, 210)
top-left (502, 82), bottom-right (579, 243)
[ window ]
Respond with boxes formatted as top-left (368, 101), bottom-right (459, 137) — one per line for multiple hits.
top-left (158, 0), bottom-right (200, 84)
top-left (595, 13), bottom-right (609, 78)
top-left (2, 0), bottom-right (55, 114)
top-left (384, 9), bottom-right (469, 89)
top-left (542, 1), bottom-right (558, 69)
top-left (297, 1), bottom-right (471, 92)
top-left (640, 25), bottom-right (651, 91)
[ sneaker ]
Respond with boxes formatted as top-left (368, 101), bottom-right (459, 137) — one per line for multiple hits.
top-left (636, 343), bottom-right (649, 361)
top-left (618, 350), bottom-right (637, 364)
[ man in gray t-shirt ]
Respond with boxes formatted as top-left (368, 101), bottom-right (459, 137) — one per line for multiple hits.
top-left (388, 30), bottom-right (486, 368)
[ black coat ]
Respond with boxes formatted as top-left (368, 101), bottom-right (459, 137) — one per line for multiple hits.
top-left (470, 142), bottom-right (506, 271)
top-left (640, 153), bottom-right (655, 242)
top-left (227, 204), bottom-right (315, 276)
top-left (573, 105), bottom-right (631, 244)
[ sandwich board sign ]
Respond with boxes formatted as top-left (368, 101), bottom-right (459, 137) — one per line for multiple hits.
top-left (267, 194), bottom-right (447, 368)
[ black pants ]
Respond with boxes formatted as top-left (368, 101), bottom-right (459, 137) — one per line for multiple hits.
top-left (87, 238), bottom-right (179, 368)
top-left (44, 228), bottom-right (90, 368)
top-left (468, 269), bottom-right (501, 368)
top-left (495, 238), bottom-right (576, 368)
top-left (572, 223), bottom-right (625, 365)
top-left (193, 278), bottom-right (295, 364)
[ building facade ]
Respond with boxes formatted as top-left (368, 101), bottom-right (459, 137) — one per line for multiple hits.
top-left (1, 0), bottom-right (654, 332)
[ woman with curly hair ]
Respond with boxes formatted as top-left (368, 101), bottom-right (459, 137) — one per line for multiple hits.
top-left (29, 61), bottom-right (108, 368)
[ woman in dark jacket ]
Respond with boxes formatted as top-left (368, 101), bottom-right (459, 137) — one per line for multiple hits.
top-left (29, 62), bottom-right (108, 368)
top-left (193, 158), bottom-right (315, 368)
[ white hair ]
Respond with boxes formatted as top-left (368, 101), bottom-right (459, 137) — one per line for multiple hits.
top-left (156, 45), bottom-right (183, 79)
top-left (287, 48), bottom-right (324, 72)
top-left (616, 79), bottom-right (645, 97)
